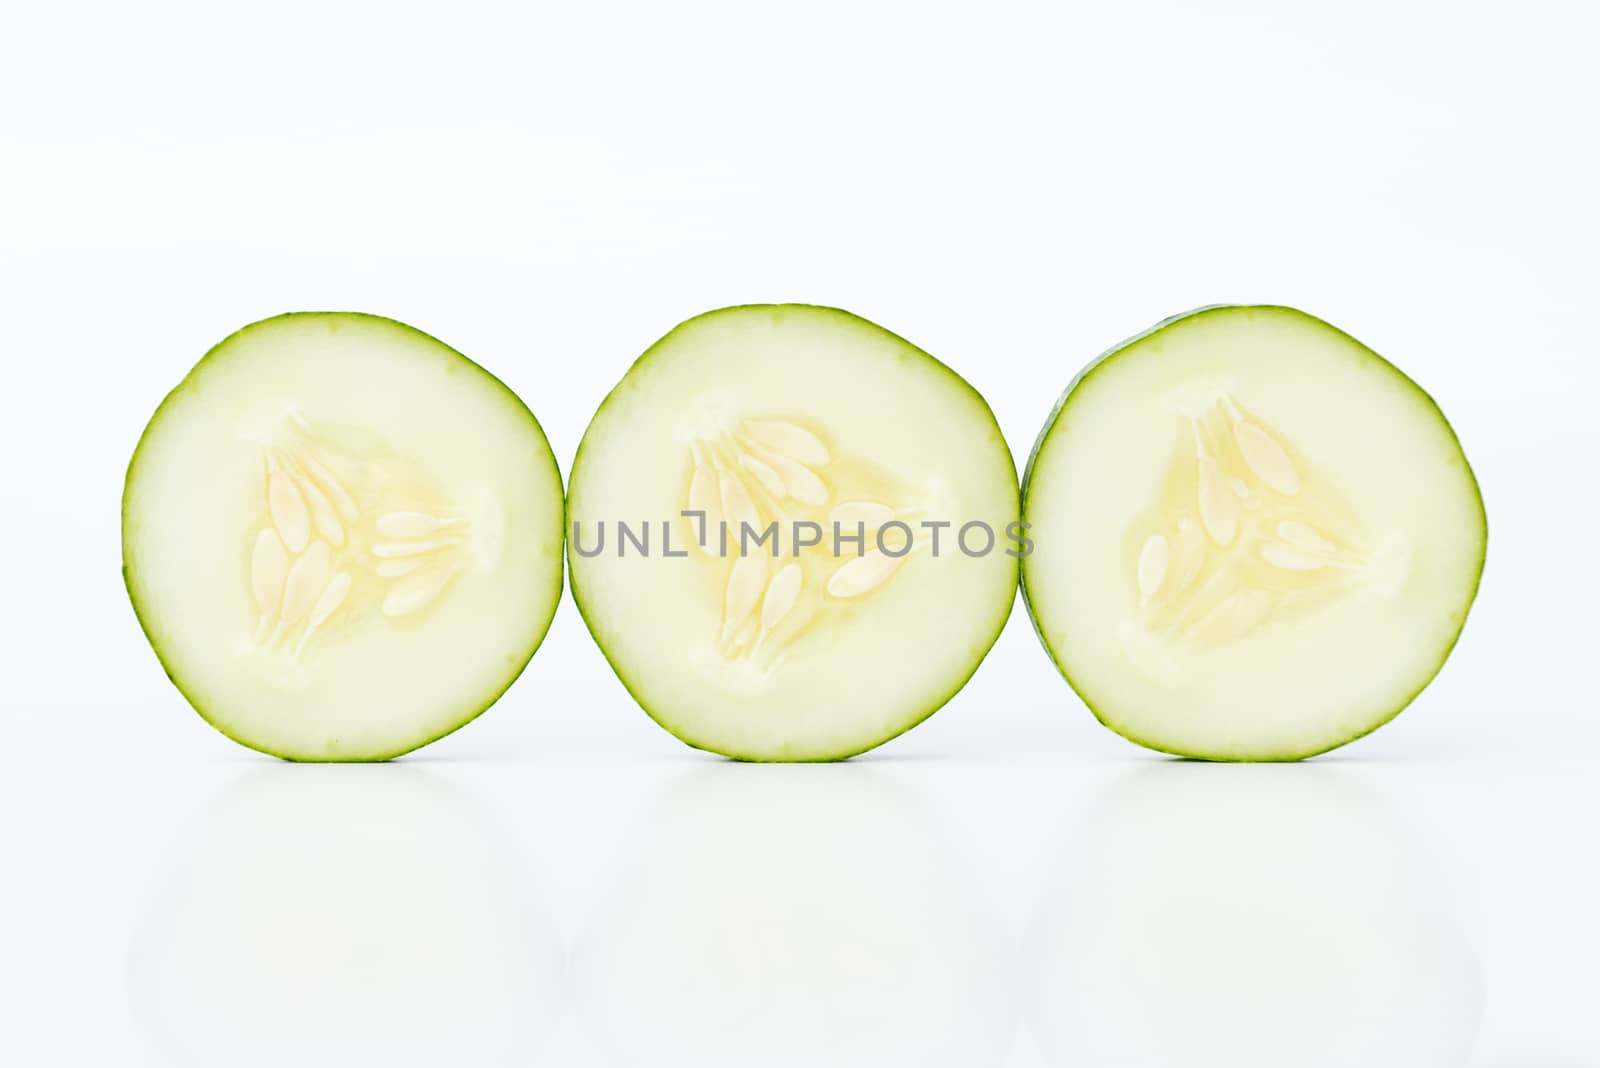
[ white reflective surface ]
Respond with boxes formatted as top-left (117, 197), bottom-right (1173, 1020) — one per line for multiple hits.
top-left (3, 745), bottom-right (1595, 1065)
top-left (1028, 765), bottom-right (1480, 1068)
top-left (575, 764), bottom-right (1008, 1068)
top-left (128, 766), bottom-right (558, 1068)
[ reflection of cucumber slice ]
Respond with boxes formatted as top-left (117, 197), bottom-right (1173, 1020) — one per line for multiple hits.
top-left (123, 313), bottom-right (565, 761)
top-left (1029, 765), bottom-right (1481, 1067)
top-left (1023, 306), bottom-right (1486, 760)
top-left (578, 766), bottom-right (1007, 1067)
top-left (568, 305), bottom-right (1019, 761)
top-left (131, 768), bottom-right (557, 1066)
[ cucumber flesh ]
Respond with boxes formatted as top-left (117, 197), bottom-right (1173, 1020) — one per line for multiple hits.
top-left (123, 313), bottom-right (565, 760)
top-left (568, 305), bottom-right (1019, 761)
top-left (1022, 305), bottom-right (1485, 760)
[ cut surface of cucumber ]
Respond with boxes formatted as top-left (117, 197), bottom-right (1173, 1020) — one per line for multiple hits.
top-left (123, 313), bottom-right (564, 761)
top-left (568, 305), bottom-right (1019, 761)
top-left (1022, 305), bottom-right (1485, 760)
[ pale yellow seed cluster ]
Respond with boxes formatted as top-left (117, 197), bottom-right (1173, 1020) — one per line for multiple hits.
top-left (250, 448), bottom-right (359, 656)
top-left (1133, 393), bottom-right (1366, 649)
top-left (246, 421), bottom-right (471, 661)
top-left (684, 417), bottom-right (922, 669)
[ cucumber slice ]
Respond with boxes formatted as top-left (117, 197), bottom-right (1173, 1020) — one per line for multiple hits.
top-left (123, 313), bottom-right (564, 761)
top-left (568, 305), bottom-right (1019, 761)
top-left (1022, 306), bottom-right (1486, 760)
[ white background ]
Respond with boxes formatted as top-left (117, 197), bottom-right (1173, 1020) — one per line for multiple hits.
top-left (2, 1), bottom-right (1596, 1064)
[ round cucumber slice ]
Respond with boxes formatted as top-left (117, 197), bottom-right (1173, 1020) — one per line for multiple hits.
top-left (568, 305), bottom-right (1019, 761)
top-left (123, 313), bottom-right (564, 761)
top-left (1022, 305), bottom-right (1486, 760)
